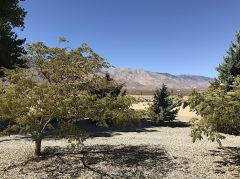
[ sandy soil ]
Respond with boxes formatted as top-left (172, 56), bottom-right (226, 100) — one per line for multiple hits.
top-left (0, 108), bottom-right (240, 179)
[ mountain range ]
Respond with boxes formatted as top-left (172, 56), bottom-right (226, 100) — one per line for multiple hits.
top-left (102, 67), bottom-right (213, 90)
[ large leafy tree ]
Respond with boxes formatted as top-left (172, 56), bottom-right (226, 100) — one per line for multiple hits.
top-left (0, 41), bottom-right (140, 156)
top-left (187, 78), bottom-right (240, 145)
top-left (186, 32), bottom-right (240, 145)
top-left (0, 0), bottom-right (27, 76)
top-left (149, 84), bottom-right (180, 123)
top-left (0, 42), bottom-right (108, 156)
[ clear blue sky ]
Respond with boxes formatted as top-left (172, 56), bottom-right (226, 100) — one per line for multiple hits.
top-left (18, 0), bottom-right (240, 77)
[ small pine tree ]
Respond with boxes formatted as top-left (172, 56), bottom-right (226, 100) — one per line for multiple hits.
top-left (150, 84), bottom-right (180, 123)
top-left (89, 72), bottom-right (126, 99)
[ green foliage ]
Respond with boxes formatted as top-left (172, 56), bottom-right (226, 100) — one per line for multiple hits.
top-left (89, 73), bottom-right (126, 99)
top-left (186, 32), bottom-right (240, 145)
top-left (88, 73), bottom-right (139, 127)
top-left (0, 41), bottom-right (140, 155)
top-left (149, 84), bottom-right (180, 123)
top-left (88, 95), bottom-right (141, 128)
top-left (216, 32), bottom-right (240, 87)
top-left (0, 41), bottom-right (108, 155)
top-left (0, 0), bottom-right (27, 76)
top-left (0, 0), bottom-right (26, 28)
top-left (187, 77), bottom-right (240, 144)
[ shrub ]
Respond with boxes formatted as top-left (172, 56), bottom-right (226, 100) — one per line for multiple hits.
top-left (149, 84), bottom-right (181, 124)
top-left (186, 77), bottom-right (240, 145)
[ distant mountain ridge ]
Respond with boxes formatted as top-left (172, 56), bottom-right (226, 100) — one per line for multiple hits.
top-left (102, 67), bottom-right (213, 90)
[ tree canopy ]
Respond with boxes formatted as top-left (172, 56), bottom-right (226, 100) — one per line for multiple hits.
top-left (0, 41), bottom-right (140, 156)
top-left (216, 32), bottom-right (240, 88)
top-left (0, 42), bottom-right (107, 155)
top-left (0, 0), bottom-right (27, 76)
top-left (186, 32), bottom-right (240, 145)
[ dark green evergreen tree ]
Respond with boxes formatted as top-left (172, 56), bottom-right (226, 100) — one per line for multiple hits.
top-left (90, 72), bottom-right (126, 99)
top-left (0, 0), bottom-right (27, 76)
top-left (216, 32), bottom-right (240, 87)
top-left (89, 72), bottom-right (130, 126)
top-left (186, 31), bottom-right (240, 145)
top-left (150, 84), bottom-right (179, 123)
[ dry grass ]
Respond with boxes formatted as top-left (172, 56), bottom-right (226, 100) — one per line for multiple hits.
top-left (131, 95), bottom-right (198, 121)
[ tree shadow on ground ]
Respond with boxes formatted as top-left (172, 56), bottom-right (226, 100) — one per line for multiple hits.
top-left (1, 145), bottom-right (175, 179)
top-left (0, 136), bottom-right (31, 143)
top-left (77, 118), bottom-right (189, 138)
top-left (158, 120), bottom-right (190, 128)
top-left (0, 118), bottom-right (190, 141)
top-left (76, 119), bottom-right (159, 138)
top-left (210, 147), bottom-right (240, 178)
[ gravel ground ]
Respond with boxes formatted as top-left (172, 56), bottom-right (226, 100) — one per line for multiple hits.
top-left (0, 109), bottom-right (240, 179)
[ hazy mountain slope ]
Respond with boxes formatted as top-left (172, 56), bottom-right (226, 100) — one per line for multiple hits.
top-left (102, 67), bottom-right (213, 90)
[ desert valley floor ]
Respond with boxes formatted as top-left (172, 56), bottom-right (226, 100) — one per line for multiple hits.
top-left (0, 107), bottom-right (240, 179)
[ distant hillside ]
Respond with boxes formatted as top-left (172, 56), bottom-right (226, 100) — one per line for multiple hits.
top-left (102, 67), bottom-right (213, 90)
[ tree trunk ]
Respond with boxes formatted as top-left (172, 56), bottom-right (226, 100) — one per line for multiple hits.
top-left (35, 138), bottom-right (42, 156)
